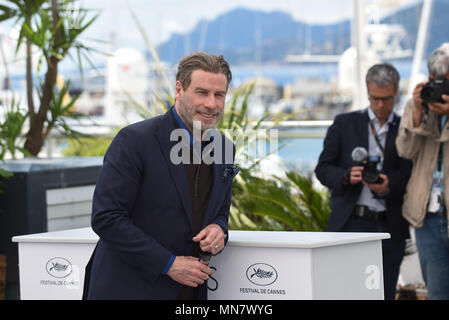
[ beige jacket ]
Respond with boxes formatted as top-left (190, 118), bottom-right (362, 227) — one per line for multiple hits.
top-left (396, 99), bottom-right (449, 227)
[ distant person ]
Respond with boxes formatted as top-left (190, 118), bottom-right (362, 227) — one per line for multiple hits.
top-left (83, 52), bottom-right (238, 300)
top-left (315, 63), bottom-right (412, 300)
top-left (396, 43), bottom-right (449, 300)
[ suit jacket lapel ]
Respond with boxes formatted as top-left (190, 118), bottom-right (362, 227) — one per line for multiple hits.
top-left (202, 135), bottom-right (233, 227)
top-left (155, 109), bottom-right (194, 231)
top-left (202, 163), bottom-right (224, 226)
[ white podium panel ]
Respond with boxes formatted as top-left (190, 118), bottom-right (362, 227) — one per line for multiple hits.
top-left (207, 231), bottom-right (389, 300)
top-left (12, 228), bottom-right (98, 300)
top-left (12, 228), bottom-right (389, 300)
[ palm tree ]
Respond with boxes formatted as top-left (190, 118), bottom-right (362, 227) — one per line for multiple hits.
top-left (0, 0), bottom-right (100, 156)
top-left (0, 0), bottom-right (46, 128)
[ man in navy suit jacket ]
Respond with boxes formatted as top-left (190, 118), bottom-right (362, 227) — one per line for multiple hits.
top-left (84, 52), bottom-right (237, 300)
top-left (315, 64), bottom-right (412, 300)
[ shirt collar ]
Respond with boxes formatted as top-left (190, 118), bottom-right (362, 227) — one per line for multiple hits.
top-left (172, 106), bottom-right (189, 131)
top-left (171, 106), bottom-right (214, 150)
top-left (367, 107), bottom-right (394, 126)
top-left (172, 106), bottom-right (195, 149)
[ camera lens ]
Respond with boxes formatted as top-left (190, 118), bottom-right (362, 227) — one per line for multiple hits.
top-left (362, 169), bottom-right (380, 184)
top-left (362, 158), bottom-right (382, 184)
top-left (421, 86), bottom-right (437, 102)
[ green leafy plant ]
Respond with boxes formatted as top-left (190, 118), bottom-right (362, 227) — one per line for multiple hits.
top-left (230, 167), bottom-right (330, 232)
top-left (62, 136), bottom-right (112, 157)
top-left (0, 98), bottom-right (29, 159)
top-left (0, 99), bottom-right (19, 193)
top-left (40, 80), bottom-right (86, 140)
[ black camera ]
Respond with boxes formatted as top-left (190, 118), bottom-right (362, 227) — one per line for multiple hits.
top-left (420, 78), bottom-right (449, 104)
top-left (351, 147), bottom-right (384, 185)
top-left (362, 155), bottom-right (384, 185)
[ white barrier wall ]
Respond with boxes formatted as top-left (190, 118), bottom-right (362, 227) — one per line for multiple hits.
top-left (208, 231), bottom-right (388, 300)
top-left (12, 228), bottom-right (97, 300)
top-left (12, 228), bottom-right (389, 300)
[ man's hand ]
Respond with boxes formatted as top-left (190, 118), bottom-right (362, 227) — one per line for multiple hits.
top-left (166, 256), bottom-right (211, 287)
top-left (427, 94), bottom-right (449, 116)
top-left (193, 223), bottom-right (225, 255)
top-left (349, 166), bottom-right (364, 185)
top-left (412, 82), bottom-right (426, 127)
top-left (364, 173), bottom-right (389, 194)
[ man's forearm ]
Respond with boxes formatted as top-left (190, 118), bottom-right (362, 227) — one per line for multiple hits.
top-left (412, 106), bottom-right (423, 128)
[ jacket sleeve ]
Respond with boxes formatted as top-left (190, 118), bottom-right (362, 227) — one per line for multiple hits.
top-left (384, 156), bottom-right (412, 201)
top-left (396, 99), bottom-right (433, 160)
top-left (91, 127), bottom-right (173, 283)
top-left (315, 115), bottom-right (350, 196)
top-left (214, 180), bottom-right (232, 246)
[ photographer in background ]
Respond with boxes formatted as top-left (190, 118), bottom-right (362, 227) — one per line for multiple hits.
top-left (315, 63), bottom-right (412, 300)
top-left (396, 43), bottom-right (449, 300)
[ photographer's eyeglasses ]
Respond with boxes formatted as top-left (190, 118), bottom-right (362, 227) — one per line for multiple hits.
top-left (369, 95), bottom-right (395, 104)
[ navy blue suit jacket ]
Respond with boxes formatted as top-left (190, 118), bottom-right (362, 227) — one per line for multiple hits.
top-left (86, 108), bottom-right (235, 299)
top-left (315, 109), bottom-right (412, 240)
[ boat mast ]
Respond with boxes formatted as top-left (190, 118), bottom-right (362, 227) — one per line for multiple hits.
top-left (352, 0), bottom-right (368, 111)
top-left (408, 0), bottom-right (433, 95)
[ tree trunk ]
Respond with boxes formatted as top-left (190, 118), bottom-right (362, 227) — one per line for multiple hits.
top-left (23, 60), bottom-right (58, 156)
top-left (23, 0), bottom-right (61, 157)
top-left (26, 40), bottom-right (35, 120)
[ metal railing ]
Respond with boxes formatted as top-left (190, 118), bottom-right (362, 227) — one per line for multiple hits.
top-left (39, 121), bottom-right (332, 158)
top-left (0, 120), bottom-right (331, 159)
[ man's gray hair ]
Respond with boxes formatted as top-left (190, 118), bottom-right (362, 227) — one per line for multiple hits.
top-left (176, 52), bottom-right (232, 90)
top-left (427, 43), bottom-right (449, 78)
top-left (365, 63), bottom-right (400, 93)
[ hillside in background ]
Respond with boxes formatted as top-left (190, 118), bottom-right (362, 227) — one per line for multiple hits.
top-left (157, 8), bottom-right (350, 65)
top-left (156, 0), bottom-right (449, 65)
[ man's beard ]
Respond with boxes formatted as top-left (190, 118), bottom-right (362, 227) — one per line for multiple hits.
top-left (178, 102), bottom-right (222, 132)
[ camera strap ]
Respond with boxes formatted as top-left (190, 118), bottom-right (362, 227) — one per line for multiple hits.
top-left (437, 115), bottom-right (447, 173)
top-left (437, 143), bottom-right (444, 173)
top-left (369, 120), bottom-right (385, 157)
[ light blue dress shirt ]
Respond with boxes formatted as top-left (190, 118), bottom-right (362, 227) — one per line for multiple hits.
top-left (356, 107), bottom-right (394, 212)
